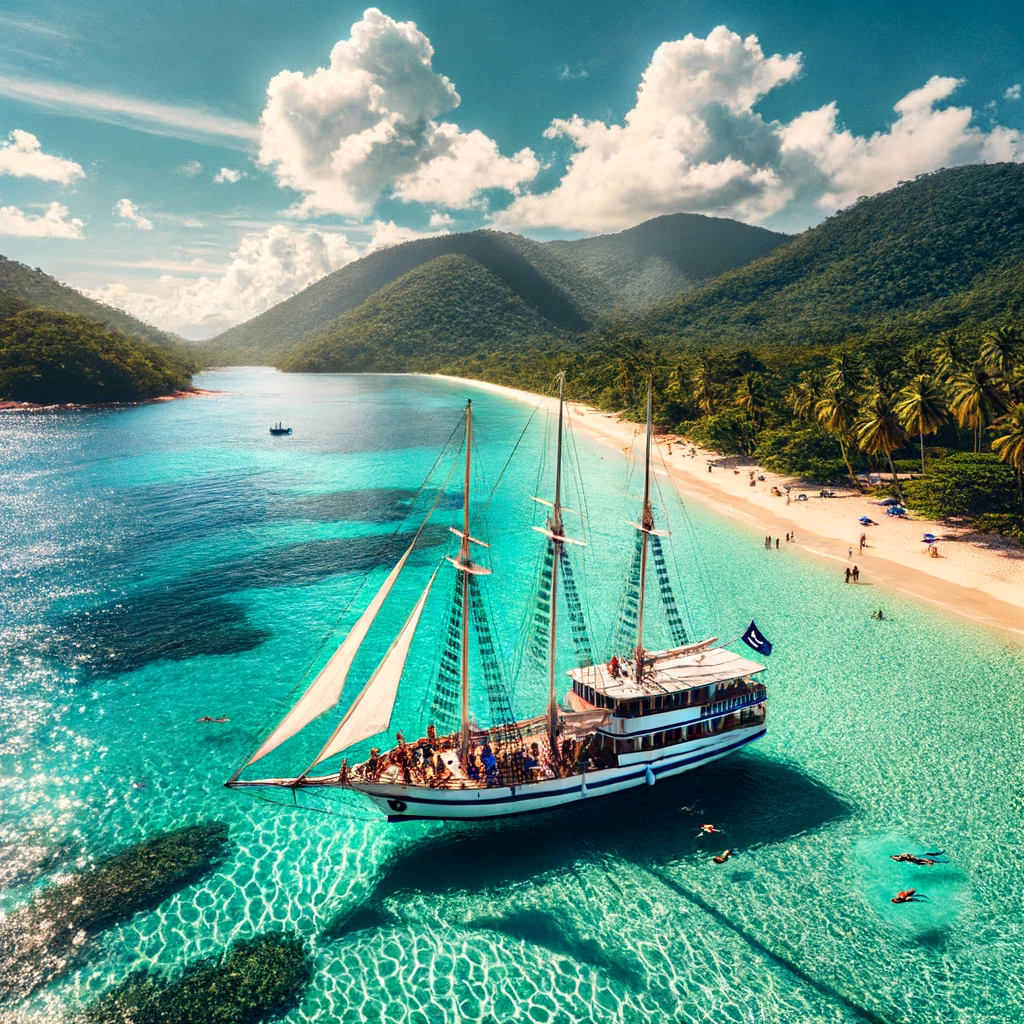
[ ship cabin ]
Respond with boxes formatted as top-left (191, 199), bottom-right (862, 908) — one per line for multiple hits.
top-left (566, 640), bottom-right (767, 762)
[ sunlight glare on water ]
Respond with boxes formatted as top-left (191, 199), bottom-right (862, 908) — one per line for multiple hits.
top-left (1, 369), bottom-right (1022, 1023)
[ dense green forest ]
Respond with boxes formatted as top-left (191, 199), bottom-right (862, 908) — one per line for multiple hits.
top-left (0, 296), bottom-right (196, 405)
top-left (0, 255), bottom-right (183, 350)
top-left (280, 254), bottom-right (567, 372)
top-left (639, 163), bottom-right (1024, 349)
top-left (205, 213), bottom-right (786, 364)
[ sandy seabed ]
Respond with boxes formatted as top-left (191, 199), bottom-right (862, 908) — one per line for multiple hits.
top-left (431, 375), bottom-right (1024, 636)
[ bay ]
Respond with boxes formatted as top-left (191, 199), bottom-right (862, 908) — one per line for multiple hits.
top-left (1, 368), bottom-right (1022, 1023)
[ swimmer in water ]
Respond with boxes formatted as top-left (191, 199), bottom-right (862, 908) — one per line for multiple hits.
top-left (891, 851), bottom-right (947, 865)
top-left (712, 850), bottom-right (733, 864)
top-left (197, 716), bottom-right (230, 723)
top-left (891, 889), bottom-right (929, 904)
top-left (698, 823), bottom-right (723, 837)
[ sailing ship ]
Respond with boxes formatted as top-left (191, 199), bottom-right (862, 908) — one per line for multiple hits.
top-left (227, 378), bottom-right (768, 820)
top-left (269, 422), bottom-right (292, 435)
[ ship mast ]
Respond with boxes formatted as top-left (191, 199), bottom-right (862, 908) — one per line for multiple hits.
top-left (459, 399), bottom-right (473, 764)
top-left (547, 372), bottom-right (566, 749)
top-left (635, 379), bottom-right (654, 681)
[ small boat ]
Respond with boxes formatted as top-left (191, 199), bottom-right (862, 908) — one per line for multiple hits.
top-left (269, 422), bottom-right (292, 436)
top-left (228, 378), bottom-right (769, 821)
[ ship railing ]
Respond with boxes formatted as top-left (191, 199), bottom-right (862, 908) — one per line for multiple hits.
top-left (700, 688), bottom-right (767, 719)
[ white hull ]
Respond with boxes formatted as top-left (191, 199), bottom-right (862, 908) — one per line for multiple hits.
top-left (348, 724), bottom-right (766, 821)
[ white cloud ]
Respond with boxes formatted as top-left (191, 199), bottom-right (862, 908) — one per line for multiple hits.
top-left (0, 129), bottom-right (84, 183)
top-left (781, 75), bottom-right (1023, 209)
top-left (559, 65), bottom-right (589, 81)
top-left (179, 160), bottom-right (203, 176)
top-left (1006, 84), bottom-right (1022, 101)
top-left (429, 210), bottom-right (454, 228)
top-left (496, 26), bottom-right (1024, 233)
top-left (0, 75), bottom-right (257, 148)
top-left (0, 201), bottom-right (84, 238)
top-left (114, 198), bottom-right (154, 230)
top-left (258, 7), bottom-right (538, 217)
top-left (180, 216), bottom-right (205, 228)
top-left (84, 219), bottom-right (449, 338)
top-left (213, 166), bottom-right (247, 183)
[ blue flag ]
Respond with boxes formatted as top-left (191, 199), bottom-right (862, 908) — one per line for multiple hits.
top-left (741, 621), bottom-right (772, 656)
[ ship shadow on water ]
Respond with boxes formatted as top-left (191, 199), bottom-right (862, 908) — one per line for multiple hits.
top-left (361, 753), bottom-right (852, 899)
top-left (322, 754), bottom-right (854, 1002)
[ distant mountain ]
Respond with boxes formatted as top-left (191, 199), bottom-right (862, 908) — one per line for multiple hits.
top-left (0, 255), bottom-right (183, 350)
top-left (206, 214), bottom-right (788, 364)
top-left (638, 163), bottom-right (1024, 349)
top-left (280, 253), bottom-right (565, 373)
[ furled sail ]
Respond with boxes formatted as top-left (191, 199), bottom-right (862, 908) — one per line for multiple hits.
top-left (310, 569), bottom-right (438, 768)
top-left (243, 542), bottom-right (415, 769)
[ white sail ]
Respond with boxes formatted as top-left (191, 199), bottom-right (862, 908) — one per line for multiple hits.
top-left (243, 542), bottom-right (415, 769)
top-left (311, 569), bottom-right (437, 767)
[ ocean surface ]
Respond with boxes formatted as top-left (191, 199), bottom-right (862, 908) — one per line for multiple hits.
top-left (2, 368), bottom-right (1023, 1024)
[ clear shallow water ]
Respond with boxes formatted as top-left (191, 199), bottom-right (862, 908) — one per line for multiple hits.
top-left (1, 368), bottom-right (1023, 1023)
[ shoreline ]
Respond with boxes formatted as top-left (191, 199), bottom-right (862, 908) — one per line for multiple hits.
top-left (430, 374), bottom-right (1024, 637)
top-left (0, 387), bottom-right (222, 414)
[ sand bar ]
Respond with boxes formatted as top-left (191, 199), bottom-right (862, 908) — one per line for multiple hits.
top-left (431, 375), bottom-right (1024, 637)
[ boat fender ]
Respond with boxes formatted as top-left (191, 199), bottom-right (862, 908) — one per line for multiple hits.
top-left (580, 777), bottom-right (588, 797)
top-left (645, 767), bottom-right (656, 786)
top-left (387, 799), bottom-right (407, 813)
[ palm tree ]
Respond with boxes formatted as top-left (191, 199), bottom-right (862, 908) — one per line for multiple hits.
top-left (691, 356), bottom-right (715, 421)
top-left (788, 379), bottom-right (817, 422)
top-left (992, 402), bottom-right (1024, 509)
top-left (980, 326), bottom-right (1020, 377)
top-left (856, 390), bottom-right (907, 499)
top-left (949, 364), bottom-right (1008, 452)
top-left (823, 351), bottom-right (862, 393)
top-left (735, 372), bottom-right (767, 424)
top-left (931, 330), bottom-right (969, 378)
top-left (894, 374), bottom-right (947, 475)
top-left (815, 385), bottom-right (863, 491)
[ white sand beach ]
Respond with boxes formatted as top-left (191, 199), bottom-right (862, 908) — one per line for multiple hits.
top-left (432, 375), bottom-right (1024, 636)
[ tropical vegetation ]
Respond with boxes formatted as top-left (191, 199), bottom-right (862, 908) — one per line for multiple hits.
top-left (0, 297), bottom-right (195, 404)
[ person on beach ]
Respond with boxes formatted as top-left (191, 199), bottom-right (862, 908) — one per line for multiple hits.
top-left (790, 531), bottom-right (795, 542)
top-left (848, 545), bottom-right (853, 559)
top-left (775, 538), bottom-right (779, 549)
top-left (853, 565), bottom-right (860, 582)
top-left (845, 568), bottom-right (852, 583)
top-left (859, 533), bottom-right (866, 554)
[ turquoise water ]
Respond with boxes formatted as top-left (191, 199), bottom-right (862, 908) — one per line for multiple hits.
top-left (2, 368), bottom-right (1023, 1023)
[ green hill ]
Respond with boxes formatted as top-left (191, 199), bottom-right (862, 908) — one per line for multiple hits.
top-left (0, 299), bottom-right (195, 405)
top-left (206, 214), bottom-right (788, 364)
top-left (280, 253), bottom-right (567, 372)
top-left (638, 163), bottom-right (1024, 350)
top-left (0, 255), bottom-right (184, 350)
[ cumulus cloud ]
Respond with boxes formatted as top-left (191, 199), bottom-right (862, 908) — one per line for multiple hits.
top-left (114, 198), bottom-right (154, 230)
top-left (781, 76), bottom-right (1023, 209)
top-left (257, 7), bottom-right (538, 217)
top-left (84, 219), bottom-right (448, 338)
top-left (213, 166), bottom-right (247, 183)
top-left (429, 210), bottom-right (454, 228)
top-left (0, 201), bottom-right (84, 238)
top-left (0, 129), bottom-right (84, 183)
top-left (496, 26), bottom-right (1024, 232)
top-left (1006, 84), bottom-right (1022, 101)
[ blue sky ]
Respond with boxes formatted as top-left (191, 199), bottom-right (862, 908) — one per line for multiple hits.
top-left (0, 0), bottom-right (1022, 337)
